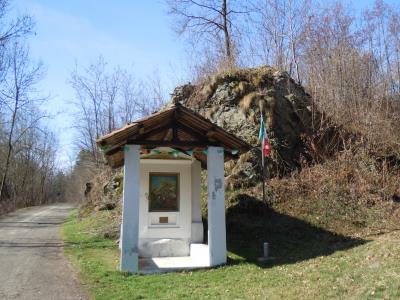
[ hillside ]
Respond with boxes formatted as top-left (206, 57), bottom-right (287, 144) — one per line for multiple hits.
top-left (83, 66), bottom-right (400, 238)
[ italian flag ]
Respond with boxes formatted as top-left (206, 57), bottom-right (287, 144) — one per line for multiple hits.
top-left (258, 116), bottom-right (271, 159)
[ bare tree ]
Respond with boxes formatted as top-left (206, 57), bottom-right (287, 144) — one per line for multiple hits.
top-left (167, 0), bottom-right (249, 69)
top-left (0, 42), bottom-right (44, 202)
top-left (0, 1), bottom-right (68, 213)
top-left (0, 1), bottom-right (34, 45)
top-left (118, 71), bottom-right (141, 124)
top-left (70, 57), bottom-right (108, 162)
top-left (117, 70), bottom-right (166, 124)
top-left (249, 0), bottom-right (312, 83)
top-left (0, 0), bottom-right (34, 108)
top-left (70, 58), bottom-right (167, 163)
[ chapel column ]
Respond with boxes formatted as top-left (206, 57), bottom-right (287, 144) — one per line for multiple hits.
top-left (120, 144), bottom-right (140, 273)
top-left (207, 146), bottom-right (227, 266)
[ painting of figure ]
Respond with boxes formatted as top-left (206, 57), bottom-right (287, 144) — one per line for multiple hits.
top-left (149, 173), bottom-right (179, 211)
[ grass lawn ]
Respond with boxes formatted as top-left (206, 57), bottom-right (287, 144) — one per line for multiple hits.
top-left (63, 209), bottom-right (400, 300)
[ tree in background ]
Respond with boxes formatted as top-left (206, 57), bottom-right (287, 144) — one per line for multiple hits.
top-left (0, 42), bottom-right (45, 202)
top-left (167, 0), bottom-right (250, 74)
top-left (69, 57), bottom-right (167, 164)
top-left (0, 1), bottom-right (62, 213)
top-left (249, 0), bottom-right (312, 84)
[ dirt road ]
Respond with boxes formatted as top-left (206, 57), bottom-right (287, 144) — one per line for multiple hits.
top-left (0, 204), bottom-right (88, 300)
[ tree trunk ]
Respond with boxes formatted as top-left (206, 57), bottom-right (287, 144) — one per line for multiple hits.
top-left (0, 88), bottom-right (19, 202)
top-left (222, 0), bottom-right (232, 64)
top-left (0, 144), bottom-right (12, 203)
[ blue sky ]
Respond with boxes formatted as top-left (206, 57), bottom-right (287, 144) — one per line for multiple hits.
top-left (14, 0), bottom-right (188, 169)
top-left (12, 0), bottom-right (398, 169)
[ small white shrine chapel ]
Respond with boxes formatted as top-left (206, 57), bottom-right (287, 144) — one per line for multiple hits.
top-left (96, 103), bottom-right (251, 273)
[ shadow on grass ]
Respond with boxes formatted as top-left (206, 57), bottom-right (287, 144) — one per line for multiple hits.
top-left (224, 194), bottom-right (367, 268)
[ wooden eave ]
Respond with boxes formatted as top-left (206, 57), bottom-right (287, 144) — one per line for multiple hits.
top-left (96, 103), bottom-right (252, 168)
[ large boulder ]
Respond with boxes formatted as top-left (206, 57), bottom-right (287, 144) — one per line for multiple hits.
top-left (172, 66), bottom-right (320, 185)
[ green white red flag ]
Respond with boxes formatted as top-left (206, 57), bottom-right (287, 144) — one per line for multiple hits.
top-left (258, 116), bottom-right (271, 159)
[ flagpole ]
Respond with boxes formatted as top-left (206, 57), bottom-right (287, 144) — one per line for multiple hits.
top-left (260, 114), bottom-right (266, 206)
top-left (259, 113), bottom-right (270, 206)
top-left (261, 140), bottom-right (266, 205)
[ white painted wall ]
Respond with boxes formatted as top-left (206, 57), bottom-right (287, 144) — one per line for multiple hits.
top-left (138, 159), bottom-right (194, 257)
top-left (191, 160), bottom-right (203, 243)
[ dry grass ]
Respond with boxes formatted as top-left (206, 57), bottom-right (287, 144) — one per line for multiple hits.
top-left (269, 149), bottom-right (400, 237)
top-left (239, 91), bottom-right (259, 113)
top-left (186, 66), bottom-right (278, 108)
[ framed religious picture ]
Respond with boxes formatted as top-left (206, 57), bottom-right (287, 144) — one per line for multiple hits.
top-left (148, 173), bottom-right (179, 212)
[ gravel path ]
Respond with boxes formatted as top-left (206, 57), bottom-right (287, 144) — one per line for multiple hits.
top-left (0, 204), bottom-right (88, 300)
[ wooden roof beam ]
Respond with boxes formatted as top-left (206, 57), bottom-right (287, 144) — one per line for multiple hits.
top-left (127, 140), bottom-right (218, 148)
top-left (175, 120), bottom-right (211, 144)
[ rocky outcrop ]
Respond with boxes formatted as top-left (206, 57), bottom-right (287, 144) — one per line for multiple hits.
top-left (171, 66), bottom-right (320, 185)
top-left (84, 170), bottom-right (123, 211)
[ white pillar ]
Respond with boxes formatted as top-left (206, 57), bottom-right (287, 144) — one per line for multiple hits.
top-left (191, 160), bottom-right (203, 243)
top-left (207, 146), bottom-right (227, 266)
top-left (120, 144), bottom-right (140, 273)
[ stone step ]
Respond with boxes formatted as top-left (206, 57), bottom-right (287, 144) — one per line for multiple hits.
top-left (190, 243), bottom-right (209, 264)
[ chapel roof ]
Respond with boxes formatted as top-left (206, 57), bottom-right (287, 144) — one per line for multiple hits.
top-left (96, 103), bottom-right (251, 168)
